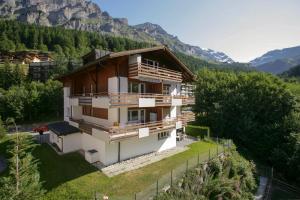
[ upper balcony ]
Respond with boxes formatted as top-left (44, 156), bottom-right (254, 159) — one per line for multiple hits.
top-left (129, 62), bottom-right (183, 83)
top-left (71, 92), bottom-right (195, 108)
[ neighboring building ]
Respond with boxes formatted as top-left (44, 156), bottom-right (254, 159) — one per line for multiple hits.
top-left (49, 46), bottom-right (196, 166)
top-left (29, 61), bottom-right (56, 82)
top-left (0, 50), bottom-right (53, 64)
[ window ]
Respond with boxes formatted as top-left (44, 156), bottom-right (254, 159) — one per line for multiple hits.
top-left (128, 82), bottom-right (146, 93)
top-left (163, 84), bottom-right (170, 95)
top-left (128, 109), bottom-right (145, 123)
top-left (128, 110), bottom-right (139, 122)
top-left (128, 82), bottom-right (139, 93)
top-left (158, 131), bottom-right (170, 140)
top-left (144, 58), bottom-right (159, 67)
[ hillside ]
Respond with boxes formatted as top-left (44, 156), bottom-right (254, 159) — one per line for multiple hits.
top-left (0, 20), bottom-right (248, 73)
top-left (250, 45), bottom-right (300, 74)
top-left (281, 65), bottom-right (300, 77)
top-left (0, 0), bottom-right (234, 63)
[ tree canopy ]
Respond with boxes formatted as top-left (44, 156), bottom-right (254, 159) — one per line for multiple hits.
top-left (195, 68), bottom-right (300, 182)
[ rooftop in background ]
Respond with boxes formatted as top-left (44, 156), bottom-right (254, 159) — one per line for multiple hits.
top-left (0, 50), bottom-right (53, 65)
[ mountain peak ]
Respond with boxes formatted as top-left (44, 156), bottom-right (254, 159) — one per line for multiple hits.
top-left (0, 0), bottom-right (234, 63)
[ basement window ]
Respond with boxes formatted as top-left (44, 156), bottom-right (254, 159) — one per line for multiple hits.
top-left (158, 131), bottom-right (170, 140)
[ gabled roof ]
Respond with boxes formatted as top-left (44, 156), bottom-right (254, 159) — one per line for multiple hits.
top-left (48, 121), bottom-right (80, 136)
top-left (59, 45), bottom-right (196, 81)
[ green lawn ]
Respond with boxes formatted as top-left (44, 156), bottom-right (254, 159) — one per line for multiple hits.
top-left (0, 135), bottom-right (219, 199)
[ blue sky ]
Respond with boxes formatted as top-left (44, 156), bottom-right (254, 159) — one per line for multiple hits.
top-left (94, 0), bottom-right (300, 62)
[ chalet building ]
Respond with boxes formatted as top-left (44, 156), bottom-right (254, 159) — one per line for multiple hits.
top-left (49, 46), bottom-right (196, 166)
top-left (0, 50), bottom-right (53, 64)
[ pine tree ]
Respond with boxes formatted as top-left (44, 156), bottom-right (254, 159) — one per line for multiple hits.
top-left (0, 119), bottom-right (44, 200)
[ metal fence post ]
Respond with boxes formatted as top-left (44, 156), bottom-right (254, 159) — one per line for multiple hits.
top-left (197, 152), bottom-right (200, 164)
top-left (209, 149), bottom-right (210, 160)
top-left (156, 179), bottom-right (158, 196)
top-left (217, 145), bottom-right (219, 155)
top-left (135, 193), bottom-right (137, 200)
top-left (186, 160), bottom-right (189, 174)
top-left (171, 170), bottom-right (173, 187)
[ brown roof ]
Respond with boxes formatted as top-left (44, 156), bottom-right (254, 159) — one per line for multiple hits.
top-left (59, 45), bottom-right (196, 81)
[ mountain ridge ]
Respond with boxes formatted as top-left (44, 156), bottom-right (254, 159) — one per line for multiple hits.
top-left (0, 0), bottom-right (234, 63)
top-left (250, 45), bottom-right (300, 74)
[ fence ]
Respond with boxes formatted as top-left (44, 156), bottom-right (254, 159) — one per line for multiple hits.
top-left (134, 138), bottom-right (232, 200)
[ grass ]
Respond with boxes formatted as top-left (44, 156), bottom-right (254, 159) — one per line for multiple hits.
top-left (1, 136), bottom-right (219, 199)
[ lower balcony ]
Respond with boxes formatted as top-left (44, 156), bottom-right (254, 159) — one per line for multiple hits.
top-left (70, 118), bottom-right (178, 141)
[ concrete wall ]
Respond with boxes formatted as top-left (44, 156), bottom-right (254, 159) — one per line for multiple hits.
top-left (62, 133), bottom-right (82, 153)
top-left (64, 87), bottom-right (71, 121)
top-left (49, 131), bottom-right (63, 150)
top-left (105, 128), bottom-right (177, 165)
top-left (81, 133), bottom-right (106, 163)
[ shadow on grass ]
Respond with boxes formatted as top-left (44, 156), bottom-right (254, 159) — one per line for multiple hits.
top-left (0, 137), bottom-right (14, 176)
top-left (32, 144), bottom-right (97, 190)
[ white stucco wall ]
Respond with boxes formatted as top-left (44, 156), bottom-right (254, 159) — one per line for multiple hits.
top-left (81, 133), bottom-right (106, 164)
top-left (119, 107), bottom-right (128, 127)
top-left (72, 105), bottom-right (82, 120)
top-left (62, 133), bottom-right (82, 153)
top-left (64, 87), bottom-right (71, 121)
top-left (120, 77), bottom-right (128, 93)
top-left (129, 54), bottom-right (141, 65)
top-left (170, 106), bottom-right (177, 118)
top-left (92, 97), bottom-right (110, 108)
top-left (49, 131), bottom-right (63, 151)
top-left (108, 77), bottom-right (119, 93)
top-left (105, 128), bottom-right (177, 164)
top-left (108, 108), bottom-right (118, 125)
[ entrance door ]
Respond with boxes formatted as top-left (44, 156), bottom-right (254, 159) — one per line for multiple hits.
top-left (140, 109), bottom-right (146, 123)
top-left (140, 83), bottom-right (146, 93)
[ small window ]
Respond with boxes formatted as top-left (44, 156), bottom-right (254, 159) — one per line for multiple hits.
top-left (128, 82), bottom-right (139, 93)
top-left (158, 131), bottom-right (170, 140)
top-left (128, 110), bottom-right (139, 122)
top-left (163, 84), bottom-right (170, 95)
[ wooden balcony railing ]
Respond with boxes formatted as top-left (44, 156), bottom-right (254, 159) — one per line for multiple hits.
top-left (70, 111), bottom-right (195, 140)
top-left (182, 96), bottom-right (196, 105)
top-left (71, 93), bottom-right (195, 107)
top-left (110, 93), bottom-right (173, 107)
top-left (129, 62), bottom-right (183, 83)
top-left (109, 119), bottom-right (177, 139)
top-left (179, 112), bottom-right (196, 124)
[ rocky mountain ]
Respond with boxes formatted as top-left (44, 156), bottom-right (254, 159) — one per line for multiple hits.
top-left (0, 0), bottom-right (233, 63)
top-left (250, 46), bottom-right (300, 74)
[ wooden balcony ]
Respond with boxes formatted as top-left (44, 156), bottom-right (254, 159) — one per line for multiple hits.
top-left (129, 62), bottom-right (183, 83)
top-left (182, 96), bottom-right (196, 105)
top-left (110, 93), bottom-right (173, 108)
top-left (70, 117), bottom-right (177, 141)
top-left (180, 111), bottom-right (196, 124)
top-left (109, 119), bottom-right (177, 140)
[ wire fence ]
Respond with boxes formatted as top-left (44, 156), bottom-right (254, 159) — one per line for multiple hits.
top-left (134, 138), bottom-right (232, 200)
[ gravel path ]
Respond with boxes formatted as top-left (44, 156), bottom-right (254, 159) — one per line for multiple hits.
top-left (101, 146), bottom-right (189, 177)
